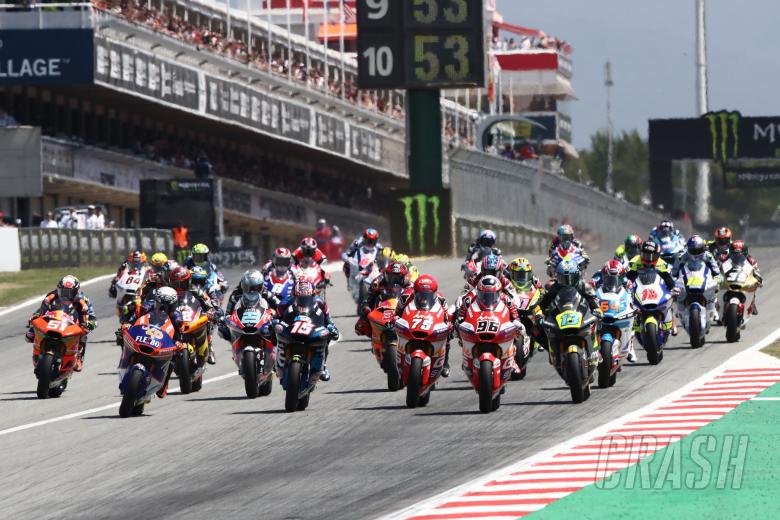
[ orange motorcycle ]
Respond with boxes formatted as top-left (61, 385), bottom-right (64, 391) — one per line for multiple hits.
top-left (31, 308), bottom-right (88, 399)
top-left (367, 294), bottom-right (401, 391)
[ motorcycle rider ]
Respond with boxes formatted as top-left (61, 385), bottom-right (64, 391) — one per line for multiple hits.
top-left (109, 250), bottom-right (147, 298)
top-left (184, 243), bottom-right (228, 296)
top-left (273, 279), bottom-right (340, 382)
top-left (261, 247), bottom-right (294, 277)
top-left (463, 229), bottom-right (502, 264)
top-left (650, 220), bottom-right (686, 249)
top-left (293, 237), bottom-right (331, 288)
top-left (539, 260), bottom-right (600, 315)
top-left (672, 235), bottom-right (722, 324)
top-left (136, 253), bottom-right (170, 303)
top-left (135, 286), bottom-right (185, 398)
top-left (342, 228), bottom-right (382, 279)
top-left (220, 270), bottom-right (279, 339)
top-left (507, 257), bottom-right (548, 352)
top-left (614, 234), bottom-right (643, 269)
top-left (25, 275), bottom-right (97, 372)
top-left (168, 266), bottom-right (221, 365)
top-left (546, 224), bottom-right (590, 277)
top-left (355, 262), bottom-right (412, 337)
top-left (627, 240), bottom-right (679, 336)
top-left (393, 253), bottom-right (420, 283)
top-left (466, 254), bottom-right (513, 296)
top-left (592, 260), bottom-right (637, 363)
top-left (394, 274), bottom-right (454, 377)
top-left (730, 240), bottom-right (763, 315)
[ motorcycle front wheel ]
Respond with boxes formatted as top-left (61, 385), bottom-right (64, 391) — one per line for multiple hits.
top-left (406, 357), bottom-right (423, 408)
top-left (175, 350), bottom-right (192, 394)
top-left (36, 352), bottom-right (55, 399)
top-left (119, 369), bottom-right (144, 418)
top-left (689, 306), bottom-right (703, 349)
top-left (385, 344), bottom-right (401, 392)
top-left (597, 340), bottom-right (614, 389)
top-left (725, 304), bottom-right (740, 343)
top-left (242, 349), bottom-right (259, 398)
top-left (644, 322), bottom-right (661, 365)
top-left (566, 351), bottom-right (585, 403)
top-left (478, 359), bottom-right (494, 413)
top-left (285, 361), bottom-right (302, 412)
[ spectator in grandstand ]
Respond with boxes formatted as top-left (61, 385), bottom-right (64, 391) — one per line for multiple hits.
top-left (0, 106), bottom-right (18, 127)
top-left (60, 207), bottom-right (79, 229)
top-left (85, 205), bottom-right (103, 230)
top-left (194, 152), bottom-right (213, 179)
top-left (40, 211), bottom-right (59, 229)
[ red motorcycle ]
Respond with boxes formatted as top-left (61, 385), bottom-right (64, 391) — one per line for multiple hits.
top-left (394, 297), bottom-right (450, 408)
top-left (31, 308), bottom-right (88, 399)
top-left (458, 298), bottom-right (520, 413)
top-left (293, 259), bottom-right (330, 302)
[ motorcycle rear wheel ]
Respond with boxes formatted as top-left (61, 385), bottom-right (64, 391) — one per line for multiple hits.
top-left (385, 345), bottom-right (401, 392)
top-left (285, 361), bottom-right (302, 412)
top-left (566, 351), bottom-right (585, 404)
top-left (689, 307), bottom-right (703, 349)
top-left (598, 340), bottom-right (613, 389)
top-left (119, 369), bottom-right (144, 418)
top-left (478, 359), bottom-right (494, 413)
top-left (242, 349), bottom-right (259, 399)
top-left (175, 351), bottom-right (192, 394)
top-left (36, 352), bottom-right (55, 399)
top-left (725, 304), bottom-right (740, 343)
top-left (644, 322), bottom-right (661, 365)
top-left (406, 357), bottom-right (423, 408)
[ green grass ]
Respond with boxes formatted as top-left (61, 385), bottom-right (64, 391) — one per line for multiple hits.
top-left (760, 339), bottom-right (780, 360)
top-left (0, 266), bottom-right (113, 308)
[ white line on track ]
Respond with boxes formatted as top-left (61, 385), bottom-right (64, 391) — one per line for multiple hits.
top-left (0, 372), bottom-right (236, 437)
top-left (751, 397), bottom-right (780, 401)
top-left (0, 274), bottom-right (114, 317)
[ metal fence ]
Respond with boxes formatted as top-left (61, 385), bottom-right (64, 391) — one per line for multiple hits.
top-left (18, 228), bottom-right (173, 269)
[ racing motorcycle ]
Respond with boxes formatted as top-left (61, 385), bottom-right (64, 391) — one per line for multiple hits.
top-left (632, 270), bottom-right (673, 365)
top-left (118, 311), bottom-right (182, 417)
top-left (677, 258), bottom-right (718, 349)
top-left (657, 235), bottom-right (684, 266)
top-left (345, 246), bottom-right (379, 310)
top-left (458, 299), bottom-right (520, 413)
top-left (546, 248), bottom-right (589, 278)
top-left (203, 269), bottom-right (228, 305)
top-left (720, 253), bottom-right (761, 342)
top-left (294, 258), bottom-right (330, 302)
top-left (394, 297), bottom-right (450, 408)
top-left (31, 307), bottom-right (88, 399)
top-left (542, 286), bottom-right (598, 403)
top-left (225, 295), bottom-right (276, 398)
top-left (172, 293), bottom-right (211, 394)
top-left (265, 269), bottom-right (295, 309)
top-left (114, 266), bottom-right (146, 328)
top-left (367, 293), bottom-right (402, 391)
top-left (593, 279), bottom-right (635, 388)
top-left (510, 281), bottom-right (543, 380)
top-left (275, 314), bottom-right (332, 412)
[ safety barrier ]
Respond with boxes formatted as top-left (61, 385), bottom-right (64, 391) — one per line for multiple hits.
top-left (455, 218), bottom-right (550, 257)
top-left (17, 228), bottom-right (173, 269)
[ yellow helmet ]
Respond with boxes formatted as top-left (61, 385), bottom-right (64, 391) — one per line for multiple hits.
top-left (377, 247), bottom-right (396, 270)
top-left (507, 257), bottom-right (534, 290)
top-left (150, 252), bottom-right (168, 271)
top-left (394, 253), bottom-right (411, 266)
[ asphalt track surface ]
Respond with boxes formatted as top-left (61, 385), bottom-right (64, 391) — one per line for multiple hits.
top-left (0, 249), bottom-right (778, 520)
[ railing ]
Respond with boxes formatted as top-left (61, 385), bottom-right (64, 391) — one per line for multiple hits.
top-left (17, 227), bottom-right (173, 269)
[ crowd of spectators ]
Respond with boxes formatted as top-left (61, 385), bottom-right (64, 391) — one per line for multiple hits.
top-left (41, 206), bottom-right (113, 229)
top-left (492, 34), bottom-right (571, 53)
top-left (97, 1), bottom-right (403, 119)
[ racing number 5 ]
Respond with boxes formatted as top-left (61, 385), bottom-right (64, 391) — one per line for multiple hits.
top-left (444, 0), bottom-right (468, 23)
top-left (413, 0), bottom-right (437, 24)
top-left (414, 36), bottom-right (439, 81)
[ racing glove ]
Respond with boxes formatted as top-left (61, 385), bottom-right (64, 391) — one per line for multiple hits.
top-left (108, 284), bottom-right (117, 298)
top-left (86, 320), bottom-right (97, 331)
top-left (327, 324), bottom-right (340, 342)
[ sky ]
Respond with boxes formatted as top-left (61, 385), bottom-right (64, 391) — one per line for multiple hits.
top-left (496, 0), bottom-right (779, 149)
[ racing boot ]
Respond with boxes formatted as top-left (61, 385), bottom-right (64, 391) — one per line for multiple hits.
top-left (74, 342), bottom-right (86, 372)
top-left (748, 298), bottom-right (758, 316)
top-left (207, 342), bottom-right (216, 365)
top-left (441, 344), bottom-right (451, 378)
top-left (115, 328), bottom-right (123, 346)
top-left (320, 366), bottom-right (331, 381)
top-left (671, 315), bottom-right (678, 336)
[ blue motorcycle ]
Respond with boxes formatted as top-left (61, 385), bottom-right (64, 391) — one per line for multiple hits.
top-left (632, 270), bottom-right (673, 365)
top-left (274, 314), bottom-right (332, 412)
top-left (594, 278), bottom-right (635, 387)
top-left (264, 271), bottom-right (295, 309)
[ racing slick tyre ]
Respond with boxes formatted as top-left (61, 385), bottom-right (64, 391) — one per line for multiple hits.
top-left (406, 357), bottom-right (423, 408)
top-left (598, 340), bottom-right (613, 389)
top-left (644, 322), bottom-right (661, 365)
top-left (48, 379), bottom-right (68, 398)
top-left (119, 369), bottom-right (144, 418)
top-left (385, 345), bottom-right (401, 392)
top-left (174, 351), bottom-right (192, 394)
top-left (689, 307), bottom-right (703, 349)
top-left (242, 349), bottom-right (259, 399)
top-left (566, 351), bottom-right (585, 404)
top-left (285, 361), bottom-right (302, 412)
top-left (36, 352), bottom-right (55, 399)
top-left (725, 304), bottom-right (740, 343)
top-left (478, 359), bottom-right (494, 413)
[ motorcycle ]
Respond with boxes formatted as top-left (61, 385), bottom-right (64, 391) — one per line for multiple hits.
top-left (345, 246), bottom-right (379, 308)
top-left (632, 270), bottom-right (674, 365)
top-left (31, 307), bottom-right (88, 399)
top-left (275, 314), bottom-right (332, 412)
top-left (225, 297), bottom-right (276, 398)
top-left (542, 286), bottom-right (598, 403)
top-left (720, 253), bottom-right (761, 342)
top-left (394, 299), bottom-right (450, 408)
top-left (367, 293), bottom-right (402, 391)
top-left (118, 311), bottom-right (182, 417)
top-left (114, 266), bottom-right (146, 326)
top-left (203, 268), bottom-right (228, 305)
top-left (657, 235), bottom-right (684, 266)
top-left (677, 258), bottom-right (718, 349)
top-left (546, 247), bottom-right (588, 278)
top-left (458, 299), bottom-right (520, 413)
top-left (594, 279), bottom-right (635, 388)
top-left (265, 270), bottom-right (296, 309)
top-left (510, 282), bottom-right (543, 381)
top-left (294, 258), bottom-right (330, 302)
top-left (172, 293), bottom-right (211, 394)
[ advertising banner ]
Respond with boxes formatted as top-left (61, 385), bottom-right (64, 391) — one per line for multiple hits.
top-left (724, 161), bottom-right (780, 188)
top-left (0, 29), bottom-right (94, 85)
top-left (389, 189), bottom-right (453, 257)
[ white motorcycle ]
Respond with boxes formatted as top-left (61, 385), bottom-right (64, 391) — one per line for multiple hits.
top-left (344, 246), bottom-right (379, 311)
top-left (115, 266), bottom-right (147, 323)
top-left (677, 259), bottom-right (718, 349)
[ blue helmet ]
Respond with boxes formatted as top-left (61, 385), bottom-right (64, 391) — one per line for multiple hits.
top-left (190, 265), bottom-right (209, 287)
top-left (557, 224), bottom-right (574, 248)
top-left (686, 235), bottom-right (706, 258)
top-left (478, 229), bottom-right (496, 248)
top-left (556, 259), bottom-right (580, 286)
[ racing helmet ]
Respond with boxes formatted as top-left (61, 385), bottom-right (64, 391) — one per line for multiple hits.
top-left (394, 253), bottom-right (411, 267)
top-left (477, 229), bottom-right (496, 249)
top-left (191, 243), bottom-right (210, 267)
top-left (413, 275), bottom-right (438, 310)
top-left (240, 270), bottom-right (264, 294)
top-left (127, 250), bottom-right (147, 270)
top-left (316, 218), bottom-right (327, 230)
top-left (686, 235), bottom-right (707, 259)
top-left (169, 266), bottom-right (191, 295)
top-left (377, 247), bottom-right (396, 271)
top-left (57, 275), bottom-right (80, 301)
top-left (190, 266), bottom-right (209, 288)
top-left (300, 237), bottom-right (318, 258)
top-left (557, 224), bottom-right (575, 249)
top-left (293, 279), bottom-right (315, 312)
top-left (601, 259), bottom-right (625, 291)
top-left (658, 220), bottom-right (674, 238)
top-left (272, 248), bottom-right (292, 275)
top-left (153, 286), bottom-right (178, 314)
top-left (714, 227), bottom-right (733, 252)
top-left (384, 261), bottom-right (408, 289)
top-left (476, 275), bottom-right (501, 310)
top-left (624, 234), bottom-right (643, 259)
top-left (165, 259), bottom-right (180, 274)
top-left (150, 252), bottom-right (168, 273)
top-left (507, 257), bottom-right (534, 289)
top-left (480, 254), bottom-right (503, 277)
top-left (640, 240), bottom-right (661, 266)
top-left (731, 240), bottom-right (746, 255)
top-left (363, 228), bottom-right (379, 248)
top-left (556, 260), bottom-right (580, 287)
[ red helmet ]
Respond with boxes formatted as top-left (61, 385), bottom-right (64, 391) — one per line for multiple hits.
top-left (363, 228), bottom-right (379, 247)
top-left (714, 227), bottom-right (733, 251)
top-left (169, 266), bottom-right (191, 295)
top-left (57, 275), bottom-right (80, 301)
top-left (601, 259), bottom-right (625, 290)
top-left (384, 261), bottom-right (408, 288)
top-left (731, 240), bottom-right (746, 254)
top-left (273, 248), bottom-right (292, 270)
top-left (300, 237), bottom-right (318, 258)
top-left (413, 274), bottom-right (438, 310)
top-left (476, 275), bottom-right (501, 310)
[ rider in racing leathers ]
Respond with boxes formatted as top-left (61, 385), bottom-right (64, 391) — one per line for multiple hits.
top-left (728, 240), bottom-right (763, 315)
top-left (134, 286), bottom-right (182, 398)
top-left (184, 243), bottom-right (228, 296)
top-left (650, 220), bottom-right (686, 250)
top-left (109, 250), bottom-right (147, 298)
top-left (614, 234), bottom-right (643, 269)
top-left (591, 259), bottom-right (638, 362)
top-left (673, 235), bottom-right (723, 322)
top-left (342, 228), bottom-right (383, 279)
top-left (355, 262), bottom-right (412, 337)
top-left (25, 275), bottom-right (97, 372)
top-left (463, 229), bottom-right (502, 264)
top-left (168, 266), bottom-right (222, 365)
top-left (546, 224), bottom-right (590, 277)
top-left (220, 270), bottom-right (279, 342)
top-left (627, 240), bottom-right (679, 336)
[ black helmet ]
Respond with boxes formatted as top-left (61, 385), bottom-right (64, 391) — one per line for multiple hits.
top-left (640, 240), bottom-right (660, 266)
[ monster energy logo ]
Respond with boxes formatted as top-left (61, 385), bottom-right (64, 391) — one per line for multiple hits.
top-left (705, 111), bottom-right (740, 162)
top-left (400, 194), bottom-right (441, 255)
